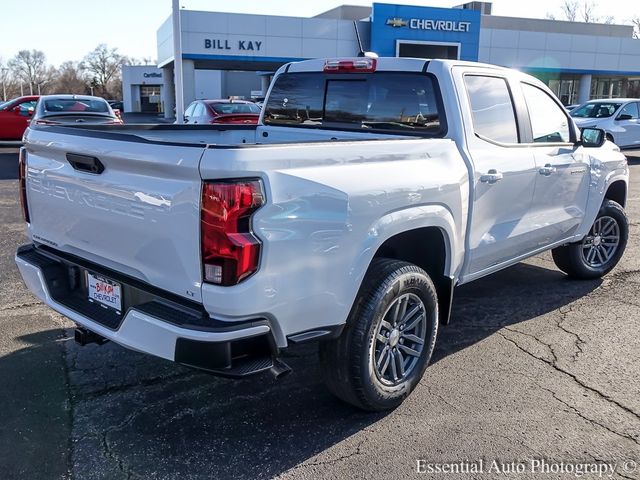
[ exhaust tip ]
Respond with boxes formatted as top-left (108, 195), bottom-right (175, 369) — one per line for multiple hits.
top-left (270, 358), bottom-right (292, 379)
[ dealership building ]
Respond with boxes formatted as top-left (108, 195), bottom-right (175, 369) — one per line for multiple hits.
top-left (121, 2), bottom-right (640, 117)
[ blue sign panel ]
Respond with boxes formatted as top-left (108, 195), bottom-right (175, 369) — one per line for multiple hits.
top-left (371, 3), bottom-right (481, 61)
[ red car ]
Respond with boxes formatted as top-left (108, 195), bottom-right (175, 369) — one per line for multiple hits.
top-left (0, 96), bottom-right (39, 140)
top-left (183, 99), bottom-right (260, 125)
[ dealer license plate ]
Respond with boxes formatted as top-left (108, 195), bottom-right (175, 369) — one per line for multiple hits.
top-left (87, 272), bottom-right (122, 313)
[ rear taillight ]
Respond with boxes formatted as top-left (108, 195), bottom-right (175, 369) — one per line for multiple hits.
top-left (201, 180), bottom-right (264, 286)
top-left (324, 58), bottom-right (377, 73)
top-left (18, 148), bottom-right (30, 223)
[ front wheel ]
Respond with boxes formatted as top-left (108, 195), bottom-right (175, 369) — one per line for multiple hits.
top-left (319, 258), bottom-right (439, 411)
top-left (552, 200), bottom-right (628, 279)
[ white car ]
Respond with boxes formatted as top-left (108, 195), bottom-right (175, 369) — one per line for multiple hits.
top-left (571, 99), bottom-right (640, 150)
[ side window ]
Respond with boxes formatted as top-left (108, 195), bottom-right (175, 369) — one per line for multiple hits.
top-left (521, 83), bottom-right (571, 143)
top-left (184, 103), bottom-right (196, 118)
top-left (193, 103), bottom-right (205, 117)
top-left (618, 102), bottom-right (639, 119)
top-left (18, 100), bottom-right (37, 116)
top-left (464, 75), bottom-right (518, 144)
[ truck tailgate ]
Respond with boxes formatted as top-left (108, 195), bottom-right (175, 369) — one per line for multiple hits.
top-left (24, 128), bottom-right (206, 302)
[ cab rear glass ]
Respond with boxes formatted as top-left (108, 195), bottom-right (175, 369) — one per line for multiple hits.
top-left (263, 72), bottom-right (445, 136)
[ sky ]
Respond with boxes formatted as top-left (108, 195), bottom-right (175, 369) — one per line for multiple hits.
top-left (0, 0), bottom-right (637, 67)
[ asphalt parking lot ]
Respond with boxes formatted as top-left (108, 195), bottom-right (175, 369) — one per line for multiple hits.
top-left (1, 149), bottom-right (639, 480)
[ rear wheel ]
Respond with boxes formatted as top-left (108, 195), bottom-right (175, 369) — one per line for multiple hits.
top-left (552, 200), bottom-right (628, 279)
top-left (319, 258), bottom-right (438, 411)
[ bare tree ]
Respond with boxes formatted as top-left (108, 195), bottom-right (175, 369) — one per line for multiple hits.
top-left (580, 0), bottom-right (596, 23)
top-left (8, 50), bottom-right (50, 95)
top-left (631, 16), bottom-right (640, 38)
top-left (561, 0), bottom-right (579, 21)
top-left (83, 44), bottom-right (128, 97)
top-left (52, 61), bottom-right (89, 94)
top-left (0, 57), bottom-right (10, 101)
top-left (547, 0), bottom-right (615, 24)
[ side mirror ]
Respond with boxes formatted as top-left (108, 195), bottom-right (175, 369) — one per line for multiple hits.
top-left (183, 115), bottom-right (188, 123)
top-left (616, 114), bottom-right (633, 121)
top-left (13, 105), bottom-right (22, 113)
top-left (581, 127), bottom-right (606, 148)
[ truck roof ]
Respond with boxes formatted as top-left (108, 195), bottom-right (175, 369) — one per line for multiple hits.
top-left (283, 57), bottom-right (514, 74)
top-left (279, 56), bottom-right (547, 92)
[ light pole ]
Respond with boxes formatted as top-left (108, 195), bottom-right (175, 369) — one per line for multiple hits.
top-left (0, 67), bottom-right (8, 101)
top-left (172, 0), bottom-right (185, 123)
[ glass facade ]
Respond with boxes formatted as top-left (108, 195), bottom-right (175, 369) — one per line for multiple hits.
top-left (547, 77), bottom-right (581, 106)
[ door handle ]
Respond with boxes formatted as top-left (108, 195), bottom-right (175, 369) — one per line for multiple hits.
top-left (480, 169), bottom-right (503, 184)
top-left (539, 164), bottom-right (557, 176)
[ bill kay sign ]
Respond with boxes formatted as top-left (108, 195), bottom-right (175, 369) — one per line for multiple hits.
top-left (204, 39), bottom-right (263, 52)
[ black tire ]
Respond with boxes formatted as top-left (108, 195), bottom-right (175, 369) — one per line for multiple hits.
top-left (319, 258), bottom-right (438, 411)
top-left (552, 199), bottom-right (628, 279)
top-left (605, 133), bottom-right (614, 143)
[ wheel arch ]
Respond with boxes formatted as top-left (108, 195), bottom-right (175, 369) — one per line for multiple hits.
top-left (604, 179), bottom-right (627, 208)
top-left (372, 226), bottom-right (455, 325)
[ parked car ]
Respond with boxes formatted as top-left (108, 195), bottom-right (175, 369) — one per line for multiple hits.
top-left (31, 95), bottom-right (124, 126)
top-left (0, 95), bottom-right (39, 140)
top-left (183, 99), bottom-right (260, 124)
top-left (107, 100), bottom-right (123, 112)
top-left (16, 57), bottom-right (628, 411)
top-left (570, 98), bottom-right (640, 150)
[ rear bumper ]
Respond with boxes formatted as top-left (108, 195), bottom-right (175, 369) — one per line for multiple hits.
top-left (15, 244), bottom-right (277, 377)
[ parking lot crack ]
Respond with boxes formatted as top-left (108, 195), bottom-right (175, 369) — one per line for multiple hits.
top-left (0, 300), bottom-right (42, 311)
top-left (501, 327), bottom-right (558, 364)
top-left (498, 331), bottom-right (640, 424)
top-left (287, 440), bottom-right (365, 471)
top-left (59, 329), bottom-right (75, 480)
top-left (539, 386), bottom-right (640, 447)
top-left (100, 430), bottom-right (139, 480)
top-left (556, 306), bottom-right (586, 362)
top-left (75, 370), bottom-right (196, 400)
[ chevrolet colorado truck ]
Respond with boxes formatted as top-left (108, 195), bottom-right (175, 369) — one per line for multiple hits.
top-left (15, 57), bottom-right (629, 411)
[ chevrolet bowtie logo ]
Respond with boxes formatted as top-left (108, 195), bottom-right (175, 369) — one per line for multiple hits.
top-left (386, 17), bottom-right (408, 27)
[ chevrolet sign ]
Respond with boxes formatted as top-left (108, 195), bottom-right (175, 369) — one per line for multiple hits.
top-left (386, 17), bottom-right (472, 32)
top-left (386, 17), bottom-right (408, 27)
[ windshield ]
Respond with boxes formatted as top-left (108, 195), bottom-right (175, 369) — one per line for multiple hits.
top-left (43, 98), bottom-right (110, 114)
top-left (210, 103), bottom-right (260, 114)
top-left (264, 72), bottom-right (444, 135)
top-left (571, 102), bottom-right (622, 118)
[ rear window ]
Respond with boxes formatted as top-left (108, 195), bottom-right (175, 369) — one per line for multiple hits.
top-left (210, 103), bottom-right (260, 114)
top-left (263, 72), bottom-right (444, 135)
top-left (43, 99), bottom-right (110, 113)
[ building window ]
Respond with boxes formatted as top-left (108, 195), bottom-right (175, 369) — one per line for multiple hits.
top-left (590, 78), bottom-right (623, 99)
top-left (547, 78), bottom-right (580, 106)
top-left (140, 85), bottom-right (162, 113)
top-left (396, 41), bottom-right (459, 60)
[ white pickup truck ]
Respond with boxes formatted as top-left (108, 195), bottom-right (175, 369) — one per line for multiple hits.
top-left (16, 57), bottom-right (629, 411)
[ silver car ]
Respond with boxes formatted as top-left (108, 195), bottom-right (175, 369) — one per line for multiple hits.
top-left (571, 98), bottom-right (640, 150)
top-left (32, 95), bottom-right (123, 126)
